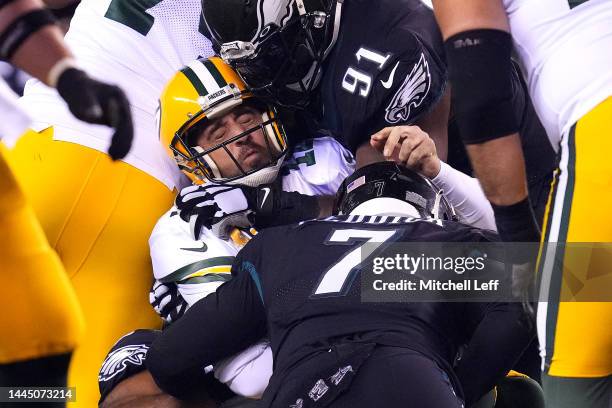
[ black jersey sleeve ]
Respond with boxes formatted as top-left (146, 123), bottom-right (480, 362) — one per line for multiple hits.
top-left (146, 239), bottom-right (267, 400)
top-left (455, 301), bottom-right (535, 405)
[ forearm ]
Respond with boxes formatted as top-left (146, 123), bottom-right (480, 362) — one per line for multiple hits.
top-left (0, 0), bottom-right (73, 85)
top-left (101, 370), bottom-right (209, 408)
top-left (455, 303), bottom-right (534, 405)
top-left (465, 135), bottom-right (528, 206)
top-left (431, 161), bottom-right (495, 230)
top-left (10, 24), bottom-right (72, 84)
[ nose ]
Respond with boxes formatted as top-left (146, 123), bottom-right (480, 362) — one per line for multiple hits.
top-left (228, 120), bottom-right (252, 145)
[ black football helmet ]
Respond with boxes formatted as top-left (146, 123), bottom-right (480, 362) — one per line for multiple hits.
top-left (335, 161), bottom-right (457, 221)
top-left (202, 0), bottom-right (343, 109)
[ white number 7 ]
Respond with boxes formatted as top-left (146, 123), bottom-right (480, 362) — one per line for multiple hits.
top-left (312, 228), bottom-right (399, 296)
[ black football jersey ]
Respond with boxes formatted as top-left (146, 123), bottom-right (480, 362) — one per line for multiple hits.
top-left (147, 215), bottom-right (532, 404)
top-left (316, 0), bottom-right (447, 152)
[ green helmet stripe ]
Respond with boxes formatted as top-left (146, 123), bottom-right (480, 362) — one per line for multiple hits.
top-left (180, 66), bottom-right (209, 96)
top-left (203, 59), bottom-right (228, 88)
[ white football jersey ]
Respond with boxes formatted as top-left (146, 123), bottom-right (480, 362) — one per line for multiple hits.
top-left (149, 136), bottom-right (355, 306)
top-left (503, 0), bottom-right (612, 146)
top-left (16, 0), bottom-right (214, 190)
top-left (0, 78), bottom-right (31, 142)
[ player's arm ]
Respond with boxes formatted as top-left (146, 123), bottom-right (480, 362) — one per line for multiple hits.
top-left (455, 301), bottom-right (535, 406)
top-left (430, 0), bottom-right (539, 243)
top-left (149, 208), bottom-right (235, 308)
top-left (0, 0), bottom-right (133, 159)
top-left (147, 246), bottom-right (267, 400)
top-left (367, 129), bottom-right (495, 229)
top-left (101, 370), bottom-right (194, 408)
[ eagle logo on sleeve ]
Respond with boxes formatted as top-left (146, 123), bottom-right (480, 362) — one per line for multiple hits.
top-left (98, 344), bottom-right (149, 382)
top-left (384, 53), bottom-right (431, 124)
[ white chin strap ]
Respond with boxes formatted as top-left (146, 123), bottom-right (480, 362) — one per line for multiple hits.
top-left (348, 197), bottom-right (421, 218)
top-left (228, 155), bottom-right (285, 187)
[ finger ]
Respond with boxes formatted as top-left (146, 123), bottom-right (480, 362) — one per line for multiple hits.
top-left (370, 127), bottom-right (393, 141)
top-left (406, 143), bottom-right (434, 170)
top-left (382, 127), bottom-right (408, 158)
top-left (105, 89), bottom-right (134, 161)
top-left (397, 133), bottom-right (424, 163)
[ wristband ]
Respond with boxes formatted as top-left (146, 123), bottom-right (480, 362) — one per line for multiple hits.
top-left (491, 198), bottom-right (540, 243)
top-left (47, 56), bottom-right (77, 88)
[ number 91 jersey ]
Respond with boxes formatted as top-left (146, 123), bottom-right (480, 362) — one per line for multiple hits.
top-left (19, 0), bottom-right (214, 190)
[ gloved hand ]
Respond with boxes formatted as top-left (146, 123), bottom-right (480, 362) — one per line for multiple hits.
top-left (176, 181), bottom-right (321, 240)
top-left (175, 183), bottom-right (257, 240)
top-left (149, 280), bottom-right (188, 324)
top-left (56, 68), bottom-right (133, 160)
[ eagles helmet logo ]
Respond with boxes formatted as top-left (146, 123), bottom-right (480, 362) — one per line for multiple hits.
top-left (384, 53), bottom-right (431, 124)
top-left (253, 0), bottom-right (297, 43)
top-left (98, 344), bottom-right (149, 382)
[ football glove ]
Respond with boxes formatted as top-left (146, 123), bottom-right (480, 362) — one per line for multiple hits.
top-left (56, 68), bottom-right (133, 160)
top-left (175, 183), bottom-right (256, 240)
top-left (176, 182), bottom-right (320, 240)
top-left (149, 280), bottom-right (188, 324)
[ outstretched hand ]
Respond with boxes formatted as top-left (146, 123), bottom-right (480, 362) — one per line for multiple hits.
top-left (371, 125), bottom-right (441, 179)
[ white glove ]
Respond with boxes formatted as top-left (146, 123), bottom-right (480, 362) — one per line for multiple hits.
top-left (149, 280), bottom-right (188, 323)
top-left (175, 184), bottom-right (255, 240)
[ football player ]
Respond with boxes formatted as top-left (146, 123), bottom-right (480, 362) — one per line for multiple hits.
top-left (3, 1), bottom-right (215, 404)
top-left (430, 0), bottom-right (612, 406)
top-left (0, 0), bottom-right (131, 395)
top-left (98, 56), bottom-right (502, 407)
top-left (200, 0), bottom-right (557, 228)
top-left (98, 56), bottom-right (355, 407)
top-left (146, 161), bottom-right (535, 407)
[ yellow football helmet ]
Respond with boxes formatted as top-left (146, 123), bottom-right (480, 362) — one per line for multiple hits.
top-left (158, 56), bottom-right (288, 186)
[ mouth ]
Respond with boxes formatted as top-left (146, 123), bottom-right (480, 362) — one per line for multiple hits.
top-left (240, 148), bottom-right (259, 162)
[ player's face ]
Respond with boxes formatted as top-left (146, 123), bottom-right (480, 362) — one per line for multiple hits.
top-left (195, 104), bottom-right (271, 178)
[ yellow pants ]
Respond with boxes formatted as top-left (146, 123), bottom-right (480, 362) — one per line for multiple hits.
top-left (4, 128), bottom-right (176, 406)
top-left (537, 97), bottom-right (612, 378)
top-left (0, 145), bottom-right (84, 364)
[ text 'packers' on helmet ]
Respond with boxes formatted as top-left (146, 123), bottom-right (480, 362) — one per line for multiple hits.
top-left (334, 161), bottom-right (457, 221)
top-left (202, 0), bottom-right (343, 109)
top-left (158, 57), bottom-right (288, 186)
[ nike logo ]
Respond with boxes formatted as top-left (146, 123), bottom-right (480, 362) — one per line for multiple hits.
top-left (380, 61), bottom-right (400, 89)
top-left (180, 242), bottom-right (208, 253)
top-left (260, 187), bottom-right (271, 209)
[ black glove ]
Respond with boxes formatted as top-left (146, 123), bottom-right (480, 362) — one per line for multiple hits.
top-left (149, 280), bottom-right (188, 324)
top-left (175, 182), bottom-right (320, 240)
top-left (56, 68), bottom-right (133, 160)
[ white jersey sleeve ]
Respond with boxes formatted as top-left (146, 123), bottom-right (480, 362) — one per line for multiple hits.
top-left (17, 0), bottom-right (214, 190)
top-left (214, 340), bottom-right (272, 398)
top-left (431, 161), bottom-right (496, 231)
top-left (149, 207), bottom-right (242, 306)
top-left (281, 136), bottom-right (356, 195)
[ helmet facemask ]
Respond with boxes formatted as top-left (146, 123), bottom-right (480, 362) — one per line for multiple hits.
top-left (171, 100), bottom-right (288, 187)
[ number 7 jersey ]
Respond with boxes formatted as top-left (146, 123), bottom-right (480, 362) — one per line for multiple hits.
top-left (18, 0), bottom-right (214, 190)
